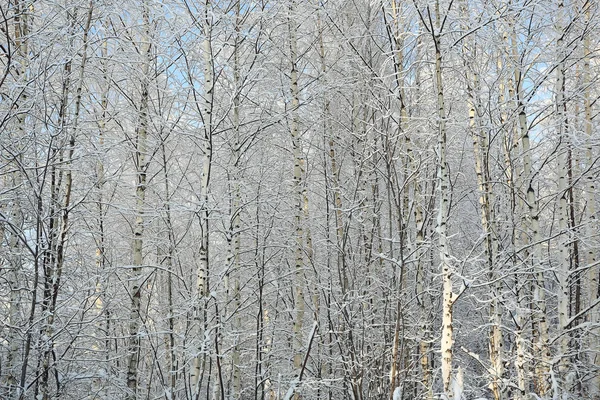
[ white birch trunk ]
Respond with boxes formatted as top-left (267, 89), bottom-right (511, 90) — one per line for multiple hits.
top-left (434, 35), bottom-right (454, 400)
top-left (126, 4), bottom-right (151, 398)
top-left (412, 32), bottom-right (433, 400)
top-left (555, 2), bottom-right (571, 393)
top-left (509, 23), bottom-right (550, 396)
top-left (191, 1), bottom-right (214, 394)
top-left (583, 3), bottom-right (599, 395)
top-left (462, 5), bottom-right (504, 395)
top-left (288, 1), bottom-right (305, 379)
top-left (468, 74), bottom-right (503, 400)
top-left (229, 2), bottom-right (242, 395)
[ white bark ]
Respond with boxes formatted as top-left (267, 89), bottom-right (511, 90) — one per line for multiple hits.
top-left (289, 1), bottom-right (305, 377)
top-left (229, 2), bottom-right (242, 395)
top-left (191, 1), bottom-right (214, 394)
top-left (509, 21), bottom-right (549, 396)
top-left (434, 34), bottom-right (454, 400)
top-left (555, 1), bottom-right (571, 393)
top-left (126, 3), bottom-right (150, 398)
top-left (463, 7), bottom-right (503, 396)
top-left (583, 3), bottom-right (599, 395)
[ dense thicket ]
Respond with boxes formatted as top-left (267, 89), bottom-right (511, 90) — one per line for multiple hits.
top-left (1, 1), bottom-right (599, 399)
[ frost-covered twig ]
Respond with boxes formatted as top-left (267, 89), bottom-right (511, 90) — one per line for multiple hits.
top-left (283, 321), bottom-right (318, 400)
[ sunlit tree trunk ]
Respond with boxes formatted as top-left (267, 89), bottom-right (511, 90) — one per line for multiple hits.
top-left (503, 25), bottom-right (527, 398)
top-left (436, 37), bottom-right (454, 400)
top-left (467, 60), bottom-right (503, 400)
top-left (462, 6), bottom-right (504, 395)
top-left (508, 20), bottom-right (549, 396)
top-left (410, 32), bottom-right (434, 400)
top-left (424, 3), bottom-right (455, 396)
top-left (126, 3), bottom-right (151, 399)
top-left (190, 1), bottom-right (215, 396)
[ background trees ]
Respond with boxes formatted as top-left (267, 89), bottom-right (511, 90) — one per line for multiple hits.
top-left (1, 0), bottom-right (599, 399)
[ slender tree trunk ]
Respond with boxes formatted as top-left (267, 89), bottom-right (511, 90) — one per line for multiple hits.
top-left (555, 2), bottom-right (572, 393)
top-left (583, 2), bottom-right (599, 394)
top-left (288, 1), bottom-right (306, 388)
top-left (412, 33), bottom-right (433, 400)
top-left (462, 12), bottom-right (504, 395)
top-left (126, 4), bottom-right (151, 398)
top-left (159, 139), bottom-right (177, 400)
top-left (382, 3), bottom-right (412, 395)
top-left (468, 68), bottom-right (503, 400)
top-left (509, 22), bottom-right (550, 396)
top-left (430, 19), bottom-right (455, 398)
top-left (229, 2), bottom-right (242, 396)
top-left (191, 1), bottom-right (214, 396)
top-left (93, 22), bottom-right (111, 397)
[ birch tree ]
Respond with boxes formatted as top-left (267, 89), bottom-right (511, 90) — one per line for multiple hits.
top-left (412, 1), bottom-right (457, 397)
top-left (125, 3), bottom-right (152, 398)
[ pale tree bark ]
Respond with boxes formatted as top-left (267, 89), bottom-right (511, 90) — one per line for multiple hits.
top-left (497, 20), bottom-right (529, 400)
top-left (92, 21), bottom-right (111, 397)
top-left (583, 1), bottom-right (600, 395)
top-left (467, 60), bottom-right (503, 400)
top-left (555, 1), bottom-right (573, 393)
top-left (288, 1), bottom-right (306, 387)
top-left (126, 3), bottom-right (151, 398)
top-left (411, 32), bottom-right (434, 400)
top-left (423, 2), bottom-right (456, 397)
top-left (191, 0), bottom-right (214, 396)
top-left (503, 22), bottom-right (529, 398)
top-left (508, 18), bottom-right (550, 396)
top-left (461, 5), bottom-right (503, 397)
top-left (228, 1), bottom-right (242, 396)
top-left (435, 38), bottom-right (454, 400)
top-left (413, 2), bottom-right (456, 397)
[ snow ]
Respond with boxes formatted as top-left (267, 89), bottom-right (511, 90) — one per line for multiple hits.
top-left (452, 367), bottom-right (464, 400)
top-left (282, 378), bottom-right (298, 400)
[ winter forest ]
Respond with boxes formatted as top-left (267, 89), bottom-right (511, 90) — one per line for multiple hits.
top-left (1, 0), bottom-right (600, 399)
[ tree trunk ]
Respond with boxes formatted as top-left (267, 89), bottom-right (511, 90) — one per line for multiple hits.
top-left (583, 2), bottom-right (599, 395)
top-left (229, 2), bottom-right (242, 396)
top-left (555, 2), bottom-right (572, 393)
top-left (191, 1), bottom-right (214, 396)
top-left (509, 21), bottom-right (550, 396)
top-left (289, 0), bottom-right (305, 384)
top-left (126, 3), bottom-right (151, 398)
